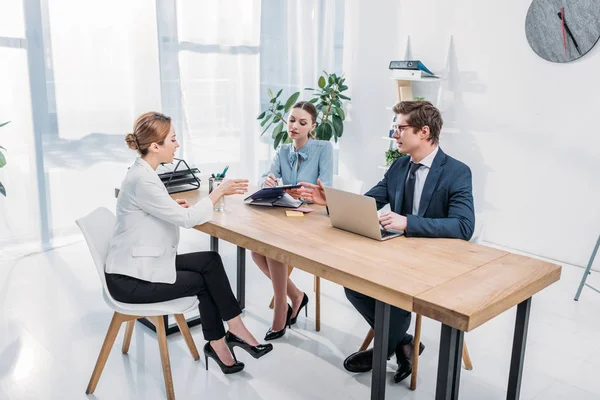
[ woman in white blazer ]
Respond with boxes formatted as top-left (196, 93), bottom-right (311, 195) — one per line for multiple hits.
top-left (105, 112), bottom-right (272, 375)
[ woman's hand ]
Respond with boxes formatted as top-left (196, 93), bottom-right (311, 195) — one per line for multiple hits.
top-left (175, 199), bottom-right (190, 208)
top-left (209, 179), bottom-right (249, 207)
top-left (296, 179), bottom-right (327, 206)
top-left (217, 179), bottom-right (249, 196)
top-left (263, 173), bottom-right (278, 188)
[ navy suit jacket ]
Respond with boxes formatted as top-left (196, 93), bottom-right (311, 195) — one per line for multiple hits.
top-left (364, 148), bottom-right (475, 240)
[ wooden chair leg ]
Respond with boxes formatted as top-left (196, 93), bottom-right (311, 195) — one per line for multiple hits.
top-left (462, 340), bottom-right (473, 370)
top-left (410, 314), bottom-right (423, 390)
top-left (359, 328), bottom-right (375, 352)
top-left (315, 276), bottom-right (321, 332)
top-left (86, 312), bottom-right (128, 394)
top-left (269, 265), bottom-right (295, 309)
top-left (122, 320), bottom-right (135, 354)
top-left (151, 316), bottom-right (175, 400)
top-left (174, 314), bottom-right (200, 361)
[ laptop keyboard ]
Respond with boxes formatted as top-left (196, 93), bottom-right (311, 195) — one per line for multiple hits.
top-left (380, 230), bottom-right (397, 239)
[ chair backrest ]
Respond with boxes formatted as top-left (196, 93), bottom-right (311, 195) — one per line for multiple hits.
top-left (471, 212), bottom-right (486, 244)
top-left (333, 175), bottom-right (364, 194)
top-left (75, 207), bottom-right (116, 289)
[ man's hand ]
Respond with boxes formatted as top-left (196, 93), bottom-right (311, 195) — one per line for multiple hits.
top-left (263, 173), bottom-right (278, 188)
top-left (379, 211), bottom-right (408, 231)
top-left (296, 179), bottom-right (327, 206)
top-left (285, 188), bottom-right (303, 200)
top-left (175, 199), bottom-right (190, 208)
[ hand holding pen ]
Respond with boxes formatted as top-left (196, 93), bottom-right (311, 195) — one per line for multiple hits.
top-left (263, 173), bottom-right (278, 188)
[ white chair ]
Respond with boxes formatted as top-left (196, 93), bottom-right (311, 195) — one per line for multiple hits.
top-left (76, 207), bottom-right (200, 400)
top-left (471, 212), bottom-right (486, 244)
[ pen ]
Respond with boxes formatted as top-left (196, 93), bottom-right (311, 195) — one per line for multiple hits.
top-left (221, 165), bottom-right (229, 178)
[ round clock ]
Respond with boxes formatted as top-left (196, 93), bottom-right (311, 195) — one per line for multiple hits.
top-left (525, 0), bottom-right (600, 63)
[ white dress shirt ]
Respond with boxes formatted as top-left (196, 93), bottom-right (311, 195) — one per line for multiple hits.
top-left (105, 158), bottom-right (214, 284)
top-left (408, 146), bottom-right (439, 215)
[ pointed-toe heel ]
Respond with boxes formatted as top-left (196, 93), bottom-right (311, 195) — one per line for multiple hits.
top-left (264, 304), bottom-right (292, 341)
top-left (290, 293), bottom-right (309, 325)
top-left (203, 342), bottom-right (244, 374)
top-left (225, 331), bottom-right (273, 359)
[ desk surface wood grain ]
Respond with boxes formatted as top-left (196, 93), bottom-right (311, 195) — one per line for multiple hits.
top-left (172, 188), bottom-right (560, 323)
top-left (115, 185), bottom-right (561, 329)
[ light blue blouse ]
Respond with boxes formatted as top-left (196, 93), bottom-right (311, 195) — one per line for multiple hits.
top-left (260, 138), bottom-right (333, 187)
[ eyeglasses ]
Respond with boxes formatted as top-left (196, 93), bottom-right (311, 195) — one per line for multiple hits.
top-left (392, 124), bottom-right (418, 133)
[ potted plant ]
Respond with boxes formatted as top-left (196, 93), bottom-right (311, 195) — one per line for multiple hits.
top-left (257, 71), bottom-right (351, 149)
top-left (0, 121), bottom-right (9, 196)
top-left (385, 148), bottom-right (407, 166)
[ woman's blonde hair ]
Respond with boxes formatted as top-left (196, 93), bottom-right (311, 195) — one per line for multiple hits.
top-left (125, 112), bottom-right (172, 156)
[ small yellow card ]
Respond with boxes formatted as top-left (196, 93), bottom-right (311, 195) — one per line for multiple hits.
top-left (286, 211), bottom-right (304, 218)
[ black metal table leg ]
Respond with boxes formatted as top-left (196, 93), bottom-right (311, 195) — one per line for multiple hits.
top-left (210, 236), bottom-right (219, 252)
top-left (137, 314), bottom-right (202, 336)
top-left (237, 246), bottom-right (246, 310)
top-left (507, 297), bottom-right (532, 400)
top-left (436, 324), bottom-right (464, 400)
top-left (371, 300), bottom-right (391, 400)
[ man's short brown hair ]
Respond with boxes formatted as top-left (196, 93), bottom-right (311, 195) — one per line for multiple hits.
top-left (392, 101), bottom-right (443, 145)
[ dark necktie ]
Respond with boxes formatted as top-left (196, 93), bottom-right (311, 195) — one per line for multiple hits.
top-left (401, 162), bottom-right (423, 216)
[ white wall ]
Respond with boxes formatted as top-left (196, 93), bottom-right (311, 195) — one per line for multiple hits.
top-left (340, 0), bottom-right (600, 267)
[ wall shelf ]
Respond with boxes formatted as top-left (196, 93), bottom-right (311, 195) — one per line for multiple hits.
top-left (389, 76), bottom-right (441, 83)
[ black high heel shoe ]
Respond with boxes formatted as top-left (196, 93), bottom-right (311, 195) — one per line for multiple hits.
top-left (290, 292), bottom-right (309, 325)
top-left (225, 331), bottom-right (273, 359)
top-left (203, 342), bottom-right (244, 374)
top-left (264, 304), bottom-right (292, 341)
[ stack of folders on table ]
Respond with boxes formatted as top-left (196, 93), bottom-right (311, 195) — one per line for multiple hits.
top-left (157, 158), bottom-right (201, 194)
top-left (244, 185), bottom-right (303, 208)
top-left (389, 60), bottom-right (438, 79)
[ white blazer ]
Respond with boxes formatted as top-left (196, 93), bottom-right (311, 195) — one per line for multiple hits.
top-left (105, 158), bottom-right (213, 284)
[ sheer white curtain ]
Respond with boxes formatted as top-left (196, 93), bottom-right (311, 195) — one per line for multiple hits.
top-left (0, 0), bottom-right (161, 258)
top-left (0, 0), bottom-right (344, 258)
top-left (176, 0), bottom-right (262, 181)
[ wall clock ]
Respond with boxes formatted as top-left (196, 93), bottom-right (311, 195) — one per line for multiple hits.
top-left (525, 0), bottom-right (600, 62)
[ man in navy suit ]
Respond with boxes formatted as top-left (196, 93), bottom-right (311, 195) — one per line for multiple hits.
top-left (298, 101), bottom-right (475, 383)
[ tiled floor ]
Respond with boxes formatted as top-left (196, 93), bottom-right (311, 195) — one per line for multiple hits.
top-left (1, 229), bottom-right (599, 400)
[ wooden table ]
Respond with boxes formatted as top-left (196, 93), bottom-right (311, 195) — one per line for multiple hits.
top-left (173, 189), bottom-right (561, 400)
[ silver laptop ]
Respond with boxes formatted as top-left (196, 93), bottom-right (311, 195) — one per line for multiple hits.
top-left (323, 187), bottom-right (403, 241)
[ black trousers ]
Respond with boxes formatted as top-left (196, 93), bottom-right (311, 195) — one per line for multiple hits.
top-left (344, 287), bottom-right (412, 357)
top-left (106, 251), bottom-right (241, 341)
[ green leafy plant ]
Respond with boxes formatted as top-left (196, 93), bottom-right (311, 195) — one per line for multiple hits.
top-left (257, 71), bottom-right (351, 149)
top-left (385, 148), bottom-right (407, 166)
top-left (0, 121), bottom-right (9, 196)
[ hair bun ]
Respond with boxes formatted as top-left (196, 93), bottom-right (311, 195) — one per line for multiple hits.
top-left (125, 133), bottom-right (139, 150)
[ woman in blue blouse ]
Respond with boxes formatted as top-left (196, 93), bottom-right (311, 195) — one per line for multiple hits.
top-left (252, 101), bottom-right (333, 340)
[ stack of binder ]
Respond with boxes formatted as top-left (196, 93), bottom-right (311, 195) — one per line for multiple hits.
top-left (389, 60), bottom-right (438, 79)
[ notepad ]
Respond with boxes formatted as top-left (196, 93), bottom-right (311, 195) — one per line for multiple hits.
top-left (286, 211), bottom-right (304, 218)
